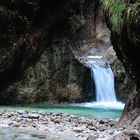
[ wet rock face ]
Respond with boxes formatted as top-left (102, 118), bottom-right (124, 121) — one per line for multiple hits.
top-left (102, 0), bottom-right (140, 126)
top-left (0, 0), bottom-right (133, 105)
top-left (0, 0), bottom-right (127, 104)
top-left (103, 46), bottom-right (129, 101)
top-left (0, 0), bottom-right (40, 87)
top-left (71, 0), bottom-right (111, 58)
top-left (0, 0), bottom-right (48, 104)
top-left (0, 0), bottom-right (93, 104)
top-left (9, 40), bottom-right (92, 104)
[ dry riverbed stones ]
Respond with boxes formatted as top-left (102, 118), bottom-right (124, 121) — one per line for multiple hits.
top-left (0, 110), bottom-right (139, 140)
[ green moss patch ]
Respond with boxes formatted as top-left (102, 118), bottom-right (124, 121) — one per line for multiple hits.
top-left (102, 0), bottom-right (140, 31)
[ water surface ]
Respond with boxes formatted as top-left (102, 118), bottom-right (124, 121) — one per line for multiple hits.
top-left (0, 103), bottom-right (124, 118)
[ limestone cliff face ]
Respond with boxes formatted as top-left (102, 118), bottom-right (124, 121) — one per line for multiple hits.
top-left (102, 0), bottom-right (140, 126)
top-left (0, 0), bottom-right (128, 104)
top-left (0, 0), bottom-right (94, 104)
top-left (0, 0), bottom-right (133, 107)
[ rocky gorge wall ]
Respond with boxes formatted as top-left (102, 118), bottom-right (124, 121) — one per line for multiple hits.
top-left (0, 0), bottom-right (95, 104)
top-left (102, 0), bottom-right (140, 126)
top-left (0, 0), bottom-right (132, 108)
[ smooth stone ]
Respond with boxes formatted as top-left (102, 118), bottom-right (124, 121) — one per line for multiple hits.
top-left (27, 118), bottom-right (33, 124)
top-left (53, 119), bottom-right (61, 124)
top-left (17, 110), bottom-right (28, 114)
top-left (73, 127), bottom-right (84, 133)
top-left (16, 118), bottom-right (22, 122)
top-left (28, 114), bottom-right (40, 119)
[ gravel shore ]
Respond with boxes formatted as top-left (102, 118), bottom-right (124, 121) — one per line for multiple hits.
top-left (0, 110), bottom-right (139, 140)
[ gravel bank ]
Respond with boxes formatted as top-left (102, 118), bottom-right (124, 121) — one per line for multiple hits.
top-left (0, 110), bottom-right (139, 140)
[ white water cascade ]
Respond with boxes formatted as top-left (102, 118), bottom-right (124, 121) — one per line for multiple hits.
top-left (74, 57), bottom-right (125, 110)
top-left (91, 63), bottom-right (117, 102)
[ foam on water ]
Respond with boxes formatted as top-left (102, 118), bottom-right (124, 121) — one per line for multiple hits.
top-left (87, 56), bottom-right (102, 59)
top-left (76, 101), bottom-right (125, 110)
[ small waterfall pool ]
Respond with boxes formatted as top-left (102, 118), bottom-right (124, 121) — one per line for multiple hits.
top-left (75, 58), bottom-right (125, 115)
top-left (74, 101), bottom-right (125, 110)
top-left (0, 102), bottom-right (124, 119)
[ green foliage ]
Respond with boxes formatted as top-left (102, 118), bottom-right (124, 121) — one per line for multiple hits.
top-left (102, 0), bottom-right (140, 31)
top-left (102, 0), bottom-right (126, 28)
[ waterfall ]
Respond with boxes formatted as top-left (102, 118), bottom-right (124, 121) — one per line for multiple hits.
top-left (74, 57), bottom-right (125, 110)
top-left (91, 63), bottom-right (117, 102)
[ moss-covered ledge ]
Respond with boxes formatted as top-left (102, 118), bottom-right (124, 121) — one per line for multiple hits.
top-left (102, 0), bottom-right (140, 127)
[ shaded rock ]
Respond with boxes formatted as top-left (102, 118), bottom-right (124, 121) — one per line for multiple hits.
top-left (130, 136), bottom-right (140, 140)
top-left (0, 0), bottom-right (93, 105)
top-left (109, 121), bottom-right (115, 127)
top-left (99, 120), bottom-right (105, 124)
top-left (88, 127), bottom-right (97, 131)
